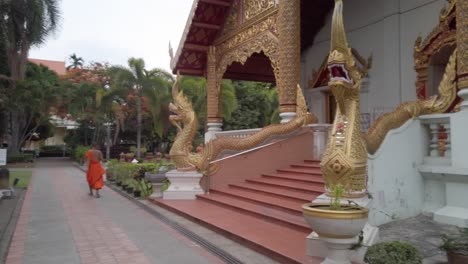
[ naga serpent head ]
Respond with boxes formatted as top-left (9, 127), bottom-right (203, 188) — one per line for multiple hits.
top-left (327, 0), bottom-right (361, 115)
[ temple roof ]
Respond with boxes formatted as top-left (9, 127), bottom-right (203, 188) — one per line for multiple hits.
top-left (171, 0), bottom-right (333, 82)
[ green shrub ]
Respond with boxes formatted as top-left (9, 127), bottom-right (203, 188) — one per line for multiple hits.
top-left (73, 145), bottom-right (89, 162)
top-left (364, 241), bottom-right (422, 264)
top-left (440, 228), bottom-right (468, 255)
top-left (7, 153), bottom-right (35, 163)
top-left (40, 145), bottom-right (64, 152)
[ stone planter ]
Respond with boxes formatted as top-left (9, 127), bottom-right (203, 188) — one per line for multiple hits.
top-left (145, 172), bottom-right (166, 198)
top-left (302, 203), bottom-right (369, 264)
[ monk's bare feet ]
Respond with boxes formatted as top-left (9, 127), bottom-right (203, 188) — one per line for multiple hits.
top-left (88, 192), bottom-right (93, 196)
top-left (96, 191), bottom-right (100, 198)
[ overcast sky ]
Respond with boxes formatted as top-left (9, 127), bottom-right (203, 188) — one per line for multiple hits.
top-left (29, 0), bottom-right (194, 72)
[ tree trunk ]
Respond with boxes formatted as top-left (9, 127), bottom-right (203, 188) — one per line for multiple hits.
top-left (136, 94), bottom-right (142, 159)
top-left (8, 110), bottom-right (23, 154)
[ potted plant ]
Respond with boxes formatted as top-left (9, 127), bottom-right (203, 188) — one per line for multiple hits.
top-left (364, 241), bottom-right (422, 264)
top-left (302, 184), bottom-right (368, 239)
top-left (302, 184), bottom-right (368, 264)
top-left (440, 228), bottom-right (468, 264)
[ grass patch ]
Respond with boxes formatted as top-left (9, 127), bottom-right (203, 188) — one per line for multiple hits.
top-left (9, 170), bottom-right (32, 188)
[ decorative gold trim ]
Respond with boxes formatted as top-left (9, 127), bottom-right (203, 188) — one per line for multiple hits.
top-left (302, 203), bottom-right (369, 220)
top-left (215, 8), bottom-right (278, 45)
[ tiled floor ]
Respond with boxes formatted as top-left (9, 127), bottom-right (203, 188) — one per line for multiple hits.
top-left (5, 158), bottom-right (220, 264)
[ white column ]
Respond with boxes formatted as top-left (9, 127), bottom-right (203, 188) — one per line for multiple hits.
top-left (442, 123), bottom-right (451, 157)
top-left (204, 122), bottom-right (223, 143)
top-left (279, 112), bottom-right (297, 123)
top-left (428, 123), bottom-right (440, 157)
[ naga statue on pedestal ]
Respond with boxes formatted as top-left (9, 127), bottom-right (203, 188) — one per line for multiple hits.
top-left (322, 0), bottom-right (458, 198)
top-left (169, 75), bottom-right (317, 176)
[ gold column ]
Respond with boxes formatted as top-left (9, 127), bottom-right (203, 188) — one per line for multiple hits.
top-left (206, 46), bottom-right (222, 124)
top-left (457, 0), bottom-right (468, 110)
top-left (277, 0), bottom-right (300, 114)
top-left (457, 0), bottom-right (468, 89)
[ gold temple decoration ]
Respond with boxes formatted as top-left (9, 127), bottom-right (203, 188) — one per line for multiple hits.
top-left (276, 0), bottom-right (300, 113)
top-left (320, 0), bottom-right (368, 198)
top-left (308, 49), bottom-right (372, 89)
top-left (456, 0), bottom-right (468, 89)
top-left (414, 0), bottom-right (457, 99)
top-left (244, 0), bottom-right (276, 21)
top-left (169, 73), bottom-right (317, 174)
top-left (365, 0), bottom-right (459, 154)
top-left (365, 49), bottom-right (457, 154)
top-left (206, 2), bottom-right (279, 125)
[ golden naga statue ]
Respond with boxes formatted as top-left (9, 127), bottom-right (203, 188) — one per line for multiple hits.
top-left (322, 0), bottom-right (457, 197)
top-left (169, 75), bottom-right (317, 175)
top-left (320, 0), bottom-right (368, 198)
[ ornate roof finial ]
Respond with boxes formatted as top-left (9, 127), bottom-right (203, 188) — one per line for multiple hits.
top-left (330, 0), bottom-right (350, 56)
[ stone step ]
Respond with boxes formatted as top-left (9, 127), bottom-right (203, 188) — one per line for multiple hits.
top-left (228, 182), bottom-right (315, 203)
top-left (277, 168), bottom-right (322, 176)
top-left (262, 173), bottom-right (325, 185)
top-left (246, 178), bottom-right (325, 194)
top-left (196, 192), bottom-right (310, 232)
top-left (304, 160), bottom-right (321, 166)
top-left (290, 163), bottom-right (321, 169)
top-left (210, 188), bottom-right (304, 215)
top-left (151, 198), bottom-right (321, 264)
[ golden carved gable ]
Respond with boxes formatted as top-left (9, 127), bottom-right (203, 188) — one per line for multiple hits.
top-left (414, 0), bottom-right (457, 99)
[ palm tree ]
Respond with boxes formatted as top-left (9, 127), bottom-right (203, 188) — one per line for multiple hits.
top-left (108, 58), bottom-right (171, 159)
top-left (67, 53), bottom-right (84, 70)
top-left (0, 0), bottom-right (61, 153)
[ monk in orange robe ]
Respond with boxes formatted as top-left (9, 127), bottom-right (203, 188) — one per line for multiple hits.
top-left (85, 144), bottom-right (105, 198)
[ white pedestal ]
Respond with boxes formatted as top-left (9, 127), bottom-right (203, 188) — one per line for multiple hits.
top-left (306, 194), bottom-right (380, 264)
top-left (280, 112), bottom-right (297, 123)
top-left (163, 170), bottom-right (203, 200)
top-left (149, 183), bottom-right (164, 199)
top-left (204, 122), bottom-right (223, 143)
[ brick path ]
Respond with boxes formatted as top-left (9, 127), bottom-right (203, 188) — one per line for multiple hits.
top-left (5, 158), bottom-right (220, 264)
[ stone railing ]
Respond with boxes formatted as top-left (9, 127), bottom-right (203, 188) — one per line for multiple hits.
top-left (213, 128), bottom-right (261, 139)
top-left (419, 114), bottom-right (451, 166)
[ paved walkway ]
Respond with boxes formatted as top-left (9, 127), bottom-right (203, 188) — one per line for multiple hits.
top-left (5, 158), bottom-right (221, 264)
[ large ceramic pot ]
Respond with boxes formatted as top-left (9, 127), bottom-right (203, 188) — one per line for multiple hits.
top-left (302, 203), bottom-right (369, 264)
top-left (302, 203), bottom-right (368, 239)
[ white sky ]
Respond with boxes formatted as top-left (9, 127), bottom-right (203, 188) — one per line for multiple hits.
top-left (29, 0), bottom-right (194, 72)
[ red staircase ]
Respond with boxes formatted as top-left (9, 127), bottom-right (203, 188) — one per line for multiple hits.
top-left (150, 159), bottom-right (325, 264)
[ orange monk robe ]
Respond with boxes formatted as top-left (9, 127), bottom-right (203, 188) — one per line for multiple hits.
top-left (86, 149), bottom-right (105, 190)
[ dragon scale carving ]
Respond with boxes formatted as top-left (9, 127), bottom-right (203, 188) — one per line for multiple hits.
top-left (169, 75), bottom-right (317, 175)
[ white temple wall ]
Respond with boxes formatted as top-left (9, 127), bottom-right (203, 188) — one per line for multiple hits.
top-left (367, 119), bottom-right (428, 226)
top-left (301, 0), bottom-right (448, 121)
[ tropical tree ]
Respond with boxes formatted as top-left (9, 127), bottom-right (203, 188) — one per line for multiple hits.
top-left (66, 53), bottom-right (84, 70)
top-left (0, 0), bottom-right (61, 153)
top-left (4, 63), bottom-right (64, 150)
top-left (179, 77), bottom-right (238, 127)
top-left (224, 81), bottom-right (279, 130)
top-left (107, 58), bottom-right (172, 159)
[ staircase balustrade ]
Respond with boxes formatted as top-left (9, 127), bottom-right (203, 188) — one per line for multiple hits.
top-left (419, 114), bottom-right (451, 166)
